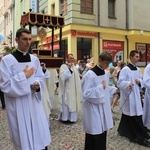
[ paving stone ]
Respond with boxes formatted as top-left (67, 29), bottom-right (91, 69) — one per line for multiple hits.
top-left (0, 94), bottom-right (150, 150)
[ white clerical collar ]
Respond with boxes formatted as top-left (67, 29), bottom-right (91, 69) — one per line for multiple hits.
top-left (66, 61), bottom-right (72, 65)
top-left (129, 62), bottom-right (136, 67)
top-left (97, 64), bottom-right (104, 70)
top-left (17, 49), bottom-right (28, 56)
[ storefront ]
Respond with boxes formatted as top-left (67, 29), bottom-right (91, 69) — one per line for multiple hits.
top-left (103, 40), bottom-right (124, 62)
top-left (70, 30), bottom-right (98, 61)
top-left (31, 23), bottom-right (150, 71)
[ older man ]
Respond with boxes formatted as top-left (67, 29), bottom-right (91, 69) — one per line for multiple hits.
top-left (58, 54), bottom-right (82, 122)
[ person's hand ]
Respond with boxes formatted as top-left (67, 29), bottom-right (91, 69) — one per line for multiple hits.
top-left (102, 81), bottom-right (106, 89)
top-left (30, 82), bottom-right (40, 90)
top-left (116, 88), bottom-right (120, 94)
top-left (79, 74), bottom-right (83, 78)
top-left (129, 82), bottom-right (134, 89)
top-left (135, 79), bottom-right (140, 85)
top-left (23, 65), bottom-right (35, 78)
top-left (54, 87), bottom-right (58, 95)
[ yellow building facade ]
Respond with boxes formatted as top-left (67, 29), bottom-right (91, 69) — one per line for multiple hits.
top-left (35, 0), bottom-right (150, 72)
top-left (1, 0), bottom-right (147, 71)
top-left (1, 0), bottom-right (150, 72)
top-left (37, 24), bottom-right (150, 72)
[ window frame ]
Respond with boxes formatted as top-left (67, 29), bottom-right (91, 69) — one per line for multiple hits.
top-left (60, 0), bottom-right (68, 16)
top-left (51, 3), bottom-right (55, 15)
top-left (81, 0), bottom-right (93, 15)
top-left (108, 0), bottom-right (116, 18)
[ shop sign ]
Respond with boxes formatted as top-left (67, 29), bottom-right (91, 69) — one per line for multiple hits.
top-left (43, 41), bottom-right (59, 50)
top-left (147, 44), bottom-right (150, 63)
top-left (136, 43), bottom-right (150, 66)
top-left (45, 35), bottom-right (58, 43)
top-left (103, 40), bottom-right (124, 62)
top-left (71, 30), bottom-right (98, 38)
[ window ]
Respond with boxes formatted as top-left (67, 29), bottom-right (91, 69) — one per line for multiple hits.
top-left (108, 0), bottom-right (115, 18)
top-left (5, 15), bottom-right (8, 25)
top-left (8, 14), bottom-right (10, 23)
top-left (51, 3), bottom-right (55, 15)
top-left (81, 0), bottom-right (93, 14)
top-left (60, 0), bottom-right (67, 15)
top-left (10, 8), bottom-right (14, 20)
top-left (77, 38), bottom-right (92, 60)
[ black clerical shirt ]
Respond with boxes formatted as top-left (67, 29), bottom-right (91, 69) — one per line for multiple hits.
top-left (127, 63), bottom-right (141, 86)
top-left (12, 50), bottom-right (31, 62)
top-left (12, 50), bottom-right (40, 91)
top-left (91, 65), bottom-right (105, 76)
top-left (127, 63), bottom-right (137, 70)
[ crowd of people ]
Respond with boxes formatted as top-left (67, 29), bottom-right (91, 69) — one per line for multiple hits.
top-left (0, 28), bottom-right (150, 150)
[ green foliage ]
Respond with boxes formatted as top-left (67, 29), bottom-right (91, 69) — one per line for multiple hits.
top-left (3, 46), bottom-right (16, 53)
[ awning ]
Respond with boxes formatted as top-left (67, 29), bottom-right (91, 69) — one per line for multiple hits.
top-left (20, 12), bottom-right (64, 28)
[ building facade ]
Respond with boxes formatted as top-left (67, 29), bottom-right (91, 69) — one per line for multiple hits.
top-left (0, 1), bottom-right (5, 50)
top-left (0, 0), bottom-right (15, 51)
top-left (1, 0), bottom-right (150, 70)
top-left (39, 0), bottom-right (150, 70)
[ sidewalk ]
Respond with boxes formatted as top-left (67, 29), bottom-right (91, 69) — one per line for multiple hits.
top-left (0, 96), bottom-right (149, 150)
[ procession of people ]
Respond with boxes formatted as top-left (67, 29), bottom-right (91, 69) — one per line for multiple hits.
top-left (0, 28), bottom-right (150, 150)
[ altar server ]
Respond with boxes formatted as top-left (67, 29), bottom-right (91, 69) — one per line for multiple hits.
top-left (143, 63), bottom-right (150, 128)
top-left (0, 28), bottom-right (51, 150)
top-left (117, 50), bottom-right (150, 147)
top-left (82, 52), bottom-right (117, 150)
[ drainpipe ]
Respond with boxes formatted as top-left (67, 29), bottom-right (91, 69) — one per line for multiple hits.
top-left (126, 0), bottom-right (129, 30)
top-left (97, 0), bottom-right (100, 56)
top-left (125, 36), bottom-right (129, 63)
top-left (125, 0), bottom-right (129, 61)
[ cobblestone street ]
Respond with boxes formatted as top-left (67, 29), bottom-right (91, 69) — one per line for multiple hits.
top-left (0, 96), bottom-right (149, 150)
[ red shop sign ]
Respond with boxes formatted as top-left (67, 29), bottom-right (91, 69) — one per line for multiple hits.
top-left (43, 41), bottom-right (59, 50)
top-left (71, 30), bottom-right (98, 38)
top-left (103, 40), bottom-right (124, 50)
top-left (45, 35), bottom-right (58, 43)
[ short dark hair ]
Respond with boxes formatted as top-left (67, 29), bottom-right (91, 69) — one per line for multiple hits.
top-left (130, 50), bottom-right (139, 57)
top-left (16, 28), bottom-right (31, 38)
top-left (99, 52), bottom-right (112, 62)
